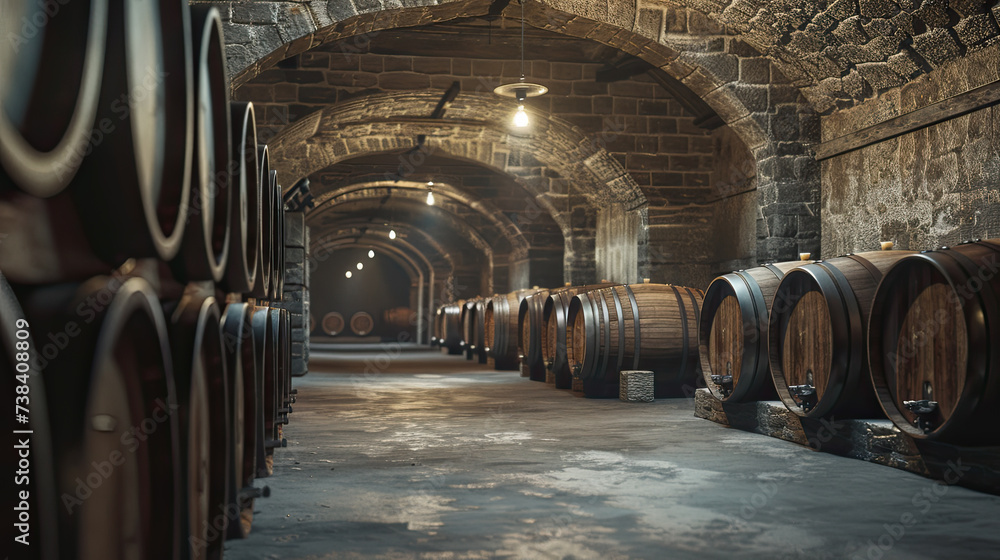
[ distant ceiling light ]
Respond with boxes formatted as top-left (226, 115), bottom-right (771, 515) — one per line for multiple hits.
top-left (345, 271), bottom-right (352, 278)
top-left (356, 262), bottom-right (364, 270)
top-left (368, 250), bottom-right (375, 258)
top-left (389, 229), bottom-right (396, 239)
top-left (426, 190), bottom-right (435, 205)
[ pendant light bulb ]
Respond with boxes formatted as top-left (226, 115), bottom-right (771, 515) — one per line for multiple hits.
top-left (345, 271), bottom-right (352, 279)
top-left (368, 250), bottom-right (375, 258)
top-left (426, 190), bottom-right (435, 205)
top-left (356, 262), bottom-right (364, 270)
top-left (514, 105), bottom-right (529, 127)
top-left (389, 229), bottom-right (396, 239)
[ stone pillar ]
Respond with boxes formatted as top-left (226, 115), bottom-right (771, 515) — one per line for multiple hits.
top-left (275, 211), bottom-right (310, 377)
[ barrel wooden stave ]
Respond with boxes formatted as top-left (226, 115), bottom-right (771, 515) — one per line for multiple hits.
top-left (769, 250), bottom-right (914, 418)
top-left (869, 240), bottom-right (1000, 444)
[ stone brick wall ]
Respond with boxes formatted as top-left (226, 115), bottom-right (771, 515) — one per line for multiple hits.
top-left (821, 43), bottom-right (1000, 256)
top-left (275, 212), bottom-right (311, 376)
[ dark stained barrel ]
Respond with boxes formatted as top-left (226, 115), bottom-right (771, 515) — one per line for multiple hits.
top-left (221, 102), bottom-right (259, 293)
top-left (164, 287), bottom-right (229, 558)
top-left (518, 289), bottom-right (550, 380)
top-left (170, 6), bottom-right (231, 283)
top-left (461, 298), bottom-right (487, 363)
top-left (29, 276), bottom-right (182, 557)
top-left (699, 261), bottom-right (804, 402)
top-left (1, 273), bottom-right (59, 559)
top-left (350, 311), bottom-right (375, 336)
top-left (541, 283), bottom-right (616, 389)
top-left (768, 250), bottom-right (914, 418)
top-left (869, 240), bottom-right (1000, 444)
top-left (438, 303), bottom-right (463, 354)
top-left (250, 155), bottom-right (272, 299)
top-left (251, 307), bottom-right (277, 478)
top-left (221, 302), bottom-right (257, 538)
top-left (486, 288), bottom-right (544, 370)
top-left (322, 312), bottom-right (344, 336)
top-left (0, 0), bottom-right (106, 195)
top-left (382, 306), bottom-right (414, 336)
top-left (567, 283), bottom-right (703, 398)
top-left (70, 0), bottom-right (194, 263)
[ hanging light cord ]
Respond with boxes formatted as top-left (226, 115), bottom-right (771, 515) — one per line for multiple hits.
top-left (520, 0), bottom-right (525, 81)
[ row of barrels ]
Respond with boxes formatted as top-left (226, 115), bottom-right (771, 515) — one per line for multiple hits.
top-left (432, 280), bottom-right (704, 399)
top-left (315, 308), bottom-right (414, 338)
top-left (1, 4), bottom-right (286, 300)
top-left (699, 241), bottom-right (1000, 445)
top-left (1, 3), bottom-right (297, 559)
top-left (2, 276), bottom-right (295, 559)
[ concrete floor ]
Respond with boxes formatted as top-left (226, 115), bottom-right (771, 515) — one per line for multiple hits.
top-left (227, 345), bottom-right (1000, 560)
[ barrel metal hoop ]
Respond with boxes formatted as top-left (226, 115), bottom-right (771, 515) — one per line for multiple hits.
top-left (846, 254), bottom-right (883, 285)
top-left (611, 287), bottom-right (626, 375)
top-left (625, 284), bottom-right (640, 371)
top-left (763, 263), bottom-right (784, 278)
top-left (739, 271), bottom-right (771, 393)
top-left (814, 262), bottom-right (863, 415)
top-left (671, 285), bottom-right (689, 383)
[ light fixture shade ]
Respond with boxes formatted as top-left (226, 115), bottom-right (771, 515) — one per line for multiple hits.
top-left (345, 271), bottom-right (352, 278)
top-left (356, 262), bottom-right (364, 270)
top-left (514, 105), bottom-right (529, 127)
top-left (426, 191), bottom-right (435, 205)
top-left (368, 250), bottom-right (375, 258)
top-left (389, 229), bottom-right (396, 239)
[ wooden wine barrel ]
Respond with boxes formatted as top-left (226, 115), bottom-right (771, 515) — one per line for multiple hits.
top-left (163, 288), bottom-right (230, 559)
top-left (221, 101), bottom-right (258, 293)
top-left (518, 290), bottom-right (550, 381)
top-left (322, 311), bottom-right (345, 336)
top-left (250, 159), bottom-right (272, 299)
top-left (461, 298), bottom-right (487, 363)
top-left (220, 303), bottom-right (257, 539)
top-left (768, 250), bottom-right (915, 418)
top-left (382, 306), bottom-right (414, 335)
top-left (30, 277), bottom-right (182, 558)
top-left (486, 288), bottom-right (544, 370)
top-left (251, 307), bottom-right (277, 478)
top-left (0, 0), bottom-right (106, 196)
top-left (170, 6), bottom-right (231, 283)
top-left (567, 283), bottom-right (703, 398)
top-left (350, 311), bottom-right (375, 336)
top-left (439, 303), bottom-right (464, 354)
top-left (699, 261), bottom-right (804, 403)
top-left (70, 0), bottom-right (194, 263)
top-left (0, 272), bottom-right (59, 559)
top-left (272, 185), bottom-right (285, 300)
top-left (541, 283), bottom-right (615, 389)
top-left (869, 240), bottom-right (1000, 444)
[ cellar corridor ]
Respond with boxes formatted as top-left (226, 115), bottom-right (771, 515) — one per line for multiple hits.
top-left (225, 347), bottom-right (1000, 560)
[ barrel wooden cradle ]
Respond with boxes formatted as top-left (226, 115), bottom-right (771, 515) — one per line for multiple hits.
top-left (518, 289), bottom-right (551, 380)
top-left (541, 283), bottom-right (616, 389)
top-left (486, 288), bottom-right (544, 370)
top-left (869, 240), bottom-right (1000, 444)
top-left (699, 261), bottom-right (803, 403)
top-left (567, 283), bottom-right (703, 398)
top-left (768, 250), bottom-right (914, 418)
